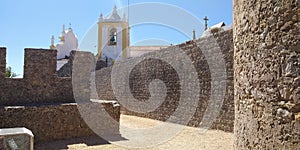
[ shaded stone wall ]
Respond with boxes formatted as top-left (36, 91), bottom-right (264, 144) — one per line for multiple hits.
top-left (0, 48), bottom-right (6, 78)
top-left (57, 51), bottom-right (77, 78)
top-left (0, 102), bottom-right (120, 143)
top-left (0, 48), bottom-right (74, 106)
top-left (234, 0), bottom-right (300, 149)
top-left (95, 67), bottom-right (115, 100)
top-left (96, 29), bottom-right (234, 132)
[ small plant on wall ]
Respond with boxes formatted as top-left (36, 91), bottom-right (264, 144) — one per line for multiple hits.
top-left (5, 66), bottom-right (17, 78)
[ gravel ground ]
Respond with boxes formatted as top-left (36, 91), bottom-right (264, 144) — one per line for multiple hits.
top-left (36, 115), bottom-right (233, 150)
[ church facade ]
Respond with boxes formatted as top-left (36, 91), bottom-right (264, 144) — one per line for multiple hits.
top-left (97, 5), bottom-right (130, 61)
top-left (52, 5), bottom-right (168, 69)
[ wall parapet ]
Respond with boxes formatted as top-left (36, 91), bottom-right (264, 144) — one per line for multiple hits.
top-left (0, 48), bottom-right (95, 106)
top-left (0, 47), bottom-right (122, 143)
top-left (0, 47), bottom-right (6, 79)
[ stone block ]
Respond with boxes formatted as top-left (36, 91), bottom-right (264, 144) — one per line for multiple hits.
top-left (0, 127), bottom-right (34, 150)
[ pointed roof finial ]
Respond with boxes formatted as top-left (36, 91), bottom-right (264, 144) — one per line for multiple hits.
top-left (62, 24), bottom-right (65, 32)
top-left (50, 35), bottom-right (56, 49)
top-left (106, 4), bottom-right (121, 21)
top-left (60, 24), bottom-right (66, 38)
top-left (59, 24), bottom-right (66, 41)
top-left (193, 29), bottom-right (196, 40)
top-left (112, 4), bottom-right (117, 14)
top-left (51, 35), bottom-right (55, 45)
top-left (99, 13), bottom-right (104, 22)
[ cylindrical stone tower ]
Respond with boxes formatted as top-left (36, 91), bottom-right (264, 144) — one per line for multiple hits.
top-left (234, 0), bottom-right (299, 149)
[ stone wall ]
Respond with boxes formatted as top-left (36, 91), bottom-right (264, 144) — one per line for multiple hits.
top-left (0, 48), bottom-right (74, 106)
top-left (57, 52), bottom-right (107, 78)
top-left (0, 48), bottom-right (6, 78)
top-left (234, 0), bottom-right (300, 149)
top-left (95, 67), bottom-right (116, 100)
top-left (0, 48), bottom-right (121, 143)
top-left (0, 102), bottom-right (120, 143)
top-left (95, 29), bottom-right (234, 132)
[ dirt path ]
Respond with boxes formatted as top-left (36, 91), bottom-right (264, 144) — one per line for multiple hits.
top-left (36, 115), bottom-right (233, 150)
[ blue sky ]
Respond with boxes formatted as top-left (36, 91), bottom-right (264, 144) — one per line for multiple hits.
top-left (0, 0), bottom-right (232, 75)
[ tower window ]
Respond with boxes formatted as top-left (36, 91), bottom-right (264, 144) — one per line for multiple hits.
top-left (109, 28), bottom-right (117, 45)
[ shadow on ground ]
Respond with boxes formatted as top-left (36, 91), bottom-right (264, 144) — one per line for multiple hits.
top-left (35, 135), bottom-right (127, 150)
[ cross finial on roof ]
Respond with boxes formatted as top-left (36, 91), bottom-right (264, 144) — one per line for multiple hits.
top-left (193, 29), bottom-right (196, 40)
top-left (203, 16), bottom-right (209, 30)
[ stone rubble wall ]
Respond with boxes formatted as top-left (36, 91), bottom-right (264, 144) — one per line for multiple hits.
top-left (57, 53), bottom-right (107, 78)
top-left (0, 48), bottom-right (74, 106)
top-left (0, 48), bottom-right (6, 78)
top-left (95, 29), bottom-right (234, 132)
top-left (0, 48), bottom-right (121, 143)
top-left (0, 102), bottom-right (120, 143)
top-left (234, 0), bottom-right (300, 149)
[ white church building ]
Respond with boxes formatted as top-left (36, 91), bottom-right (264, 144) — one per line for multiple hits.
top-left (51, 5), bottom-right (229, 71)
top-left (50, 24), bottom-right (78, 60)
top-left (51, 5), bottom-right (169, 70)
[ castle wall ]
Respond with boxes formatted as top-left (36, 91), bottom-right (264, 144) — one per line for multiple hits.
top-left (24, 49), bottom-right (57, 80)
top-left (0, 102), bottom-right (120, 143)
top-left (95, 29), bottom-right (234, 132)
top-left (0, 48), bottom-right (74, 106)
top-left (0, 48), bottom-right (121, 143)
top-left (0, 47), bottom-right (6, 78)
top-left (234, 0), bottom-right (300, 149)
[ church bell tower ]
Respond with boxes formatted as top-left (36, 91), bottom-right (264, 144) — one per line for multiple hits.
top-left (98, 5), bottom-right (130, 61)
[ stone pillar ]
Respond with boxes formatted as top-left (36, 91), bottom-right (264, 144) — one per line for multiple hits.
top-left (0, 47), bottom-right (6, 78)
top-left (71, 51), bottom-right (95, 102)
top-left (234, 0), bottom-right (300, 149)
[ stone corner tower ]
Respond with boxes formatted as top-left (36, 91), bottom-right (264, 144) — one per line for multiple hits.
top-left (234, 0), bottom-right (299, 149)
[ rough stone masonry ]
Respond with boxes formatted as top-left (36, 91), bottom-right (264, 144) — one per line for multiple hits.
top-left (95, 29), bottom-right (235, 132)
top-left (0, 48), bottom-right (120, 143)
top-left (234, 0), bottom-right (300, 149)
